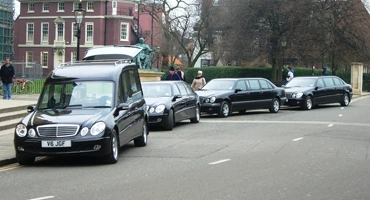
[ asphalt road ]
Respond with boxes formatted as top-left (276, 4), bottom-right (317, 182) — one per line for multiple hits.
top-left (1, 96), bottom-right (370, 200)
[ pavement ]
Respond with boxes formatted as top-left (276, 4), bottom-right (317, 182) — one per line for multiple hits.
top-left (0, 93), bottom-right (368, 167)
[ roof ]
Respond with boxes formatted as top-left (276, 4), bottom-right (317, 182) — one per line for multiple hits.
top-left (83, 45), bottom-right (143, 60)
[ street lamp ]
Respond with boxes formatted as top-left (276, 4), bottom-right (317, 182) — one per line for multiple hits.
top-left (156, 46), bottom-right (160, 70)
top-left (281, 36), bottom-right (287, 81)
top-left (73, 0), bottom-right (86, 61)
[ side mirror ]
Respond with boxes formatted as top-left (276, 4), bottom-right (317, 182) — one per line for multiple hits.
top-left (172, 94), bottom-right (182, 101)
top-left (27, 106), bottom-right (35, 113)
top-left (114, 103), bottom-right (129, 116)
top-left (235, 88), bottom-right (242, 93)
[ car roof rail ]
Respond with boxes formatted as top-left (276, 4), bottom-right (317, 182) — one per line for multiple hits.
top-left (59, 59), bottom-right (133, 67)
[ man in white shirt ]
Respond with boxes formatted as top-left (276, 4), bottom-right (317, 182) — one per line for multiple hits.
top-left (286, 66), bottom-right (294, 81)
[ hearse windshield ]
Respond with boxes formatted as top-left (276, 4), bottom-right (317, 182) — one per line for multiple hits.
top-left (202, 80), bottom-right (235, 90)
top-left (38, 81), bottom-right (114, 109)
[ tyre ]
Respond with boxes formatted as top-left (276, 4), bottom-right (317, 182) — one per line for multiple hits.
top-left (16, 154), bottom-right (35, 165)
top-left (164, 109), bottom-right (174, 130)
top-left (105, 130), bottom-right (119, 164)
top-left (269, 98), bottom-right (280, 113)
top-left (190, 105), bottom-right (200, 123)
top-left (301, 96), bottom-right (313, 110)
top-left (218, 101), bottom-right (230, 117)
top-left (134, 120), bottom-right (148, 147)
top-left (340, 93), bottom-right (350, 106)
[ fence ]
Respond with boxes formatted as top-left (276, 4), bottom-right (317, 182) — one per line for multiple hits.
top-left (12, 62), bottom-right (44, 80)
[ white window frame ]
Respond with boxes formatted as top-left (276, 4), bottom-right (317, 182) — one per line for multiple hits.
top-left (57, 2), bottom-right (65, 12)
top-left (28, 3), bottom-right (34, 13)
top-left (42, 3), bottom-right (49, 12)
top-left (73, 2), bottom-right (79, 11)
top-left (26, 51), bottom-right (34, 67)
top-left (41, 22), bottom-right (49, 43)
top-left (120, 22), bottom-right (129, 41)
top-left (71, 22), bottom-right (77, 43)
top-left (56, 23), bottom-right (65, 42)
top-left (26, 23), bottom-right (34, 43)
top-left (41, 52), bottom-right (48, 68)
top-left (87, 2), bottom-right (94, 12)
top-left (85, 22), bottom-right (94, 43)
top-left (71, 52), bottom-right (77, 61)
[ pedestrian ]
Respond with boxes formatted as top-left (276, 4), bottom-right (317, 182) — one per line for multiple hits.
top-left (0, 57), bottom-right (15, 100)
top-left (191, 70), bottom-right (206, 91)
top-left (286, 66), bottom-right (294, 81)
top-left (176, 66), bottom-right (185, 81)
top-left (165, 66), bottom-right (181, 80)
top-left (322, 66), bottom-right (328, 76)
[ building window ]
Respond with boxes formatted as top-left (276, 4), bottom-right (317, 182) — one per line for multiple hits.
top-left (201, 59), bottom-right (211, 67)
top-left (85, 23), bottom-right (93, 43)
top-left (120, 23), bottom-right (128, 41)
top-left (73, 2), bottom-right (79, 10)
top-left (58, 3), bottom-right (65, 11)
top-left (43, 3), bottom-right (49, 12)
top-left (57, 23), bottom-right (64, 41)
top-left (72, 23), bottom-right (77, 42)
top-left (71, 52), bottom-right (77, 61)
top-left (41, 23), bottom-right (49, 42)
top-left (26, 52), bottom-right (33, 67)
top-left (87, 2), bottom-right (94, 11)
top-left (28, 3), bottom-right (34, 12)
top-left (26, 23), bottom-right (34, 42)
top-left (41, 52), bottom-right (48, 68)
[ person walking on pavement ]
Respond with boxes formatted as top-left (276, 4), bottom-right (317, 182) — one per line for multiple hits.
top-left (322, 66), bottom-right (328, 76)
top-left (286, 66), bottom-right (294, 82)
top-left (0, 58), bottom-right (15, 100)
top-left (165, 66), bottom-right (181, 80)
top-left (191, 70), bottom-right (206, 91)
top-left (176, 66), bottom-right (185, 81)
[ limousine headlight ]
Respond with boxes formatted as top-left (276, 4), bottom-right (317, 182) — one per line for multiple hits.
top-left (292, 93), bottom-right (303, 99)
top-left (210, 96), bottom-right (216, 103)
top-left (155, 105), bottom-right (165, 113)
top-left (91, 122), bottom-right (106, 136)
top-left (28, 128), bottom-right (36, 137)
top-left (16, 124), bottom-right (27, 137)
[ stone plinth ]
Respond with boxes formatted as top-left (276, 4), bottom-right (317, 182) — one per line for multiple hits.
top-left (350, 62), bottom-right (363, 95)
top-left (139, 70), bottom-right (164, 82)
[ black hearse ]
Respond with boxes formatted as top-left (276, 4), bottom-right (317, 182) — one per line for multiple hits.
top-left (14, 60), bottom-right (148, 165)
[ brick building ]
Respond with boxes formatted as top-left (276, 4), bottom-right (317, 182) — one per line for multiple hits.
top-left (0, 0), bottom-right (13, 61)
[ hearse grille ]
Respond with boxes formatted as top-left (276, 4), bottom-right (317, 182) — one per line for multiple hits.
top-left (37, 124), bottom-right (80, 138)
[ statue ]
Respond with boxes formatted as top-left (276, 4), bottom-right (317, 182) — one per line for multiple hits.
top-left (135, 37), bottom-right (154, 69)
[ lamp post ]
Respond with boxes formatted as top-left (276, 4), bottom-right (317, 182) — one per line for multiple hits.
top-left (280, 36), bottom-right (287, 81)
top-left (73, 1), bottom-right (86, 61)
top-left (156, 46), bottom-right (160, 69)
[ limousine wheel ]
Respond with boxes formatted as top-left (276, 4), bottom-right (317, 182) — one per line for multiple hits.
top-left (190, 106), bottom-right (200, 123)
top-left (16, 154), bottom-right (35, 165)
top-left (269, 98), bottom-right (280, 113)
top-left (164, 109), bottom-right (174, 131)
top-left (106, 130), bottom-right (119, 164)
top-left (134, 121), bottom-right (148, 147)
top-left (301, 96), bottom-right (313, 110)
top-left (340, 93), bottom-right (350, 106)
top-left (219, 101), bottom-right (230, 118)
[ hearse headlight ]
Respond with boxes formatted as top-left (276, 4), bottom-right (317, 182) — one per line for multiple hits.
top-left (149, 107), bottom-right (155, 113)
top-left (28, 128), bottom-right (36, 137)
top-left (81, 127), bottom-right (89, 136)
top-left (293, 93), bottom-right (303, 99)
top-left (210, 96), bottom-right (216, 103)
top-left (155, 105), bottom-right (165, 113)
top-left (91, 122), bottom-right (106, 136)
top-left (16, 124), bottom-right (27, 137)
top-left (146, 105), bottom-right (150, 111)
top-left (205, 98), bottom-right (210, 103)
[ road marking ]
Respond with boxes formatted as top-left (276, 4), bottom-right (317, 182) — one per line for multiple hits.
top-left (30, 196), bottom-right (55, 200)
top-left (341, 107), bottom-right (344, 109)
top-left (201, 120), bottom-right (370, 127)
top-left (0, 163), bottom-right (22, 172)
top-left (292, 137), bottom-right (303, 142)
top-left (209, 159), bottom-right (231, 165)
top-left (339, 114), bottom-right (343, 117)
top-left (328, 124), bottom-right (334, 127)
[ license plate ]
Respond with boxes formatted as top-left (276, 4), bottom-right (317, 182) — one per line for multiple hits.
top-left (41, 140), bottom-right (71, 148)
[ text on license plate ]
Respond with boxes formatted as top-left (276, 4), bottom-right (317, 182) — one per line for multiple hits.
top-left (41, 140), bottom-right (71, 148)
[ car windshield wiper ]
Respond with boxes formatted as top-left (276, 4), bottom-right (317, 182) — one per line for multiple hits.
top-left (83, 106), bottom-right (112, 108)
top-left (62, 104), bottom-right (83, 108)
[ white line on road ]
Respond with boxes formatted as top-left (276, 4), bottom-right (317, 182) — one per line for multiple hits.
top-left (201, 120), bottom-right (370, 127)
top-left (292, 137), bottom-right (303, 142)
top-left (209, 159), bottom-right (231, 165)
top-left (339, 114), bottom-right (343, 117)
top-left (341, 107), bottom-right (344, 109)
top-left (328, 124), bottom-right (334, 127)
top-left (30, 196), bottom-right (55, 200)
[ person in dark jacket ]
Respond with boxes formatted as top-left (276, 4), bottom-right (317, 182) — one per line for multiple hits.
top-left (322, 66), bottom-right (328, 76)
top-left (0, 58), bottom-right (15, 100)
top-left (165, 66), bottom-right (180, 80)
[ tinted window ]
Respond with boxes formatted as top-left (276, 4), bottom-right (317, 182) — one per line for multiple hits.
top-left (248, 80), bottom-right (261, 90)
top-left (259, 79), bottom-right (273, 89)
top-left (323, 78), bottom-right (334, 87)
top-left (317, 79), bottom-right (325, 87)
top-left (183, 83), bottom-right (195, 95)
top-left (236, 80), bottom-right (247, 90)
top-left (333, 77), bottom-right (344, 86)
top-left (172, 84), bottom-right (181, 95)
top-left (128, 69), bottom-right (143, 102)
top-left (177, 83), bottom-right (188, 95)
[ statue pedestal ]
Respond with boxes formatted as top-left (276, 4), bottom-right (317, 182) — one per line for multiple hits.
top-left (138, 70), bottom-right (164, 82)
top-left (350, 62), bottom-right (363, 95)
